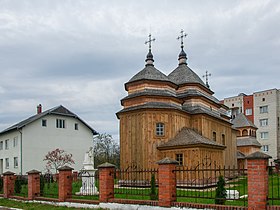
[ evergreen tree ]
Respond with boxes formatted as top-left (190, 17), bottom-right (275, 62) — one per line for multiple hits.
top-left (215, 175), bottom-right (227, 205)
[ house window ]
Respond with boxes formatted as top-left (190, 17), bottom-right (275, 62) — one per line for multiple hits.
top-left (56, 119), bottom-right (65, 128)
top-left (260, 132), bottom-right (269, 139)
top-left (75, 123), bottom-right (79, 130)
top-left (42, 119), bottom-right (47, 127)
top-left (260, 119), bottom-right (268, 127)
top-left (262, 145), bottom-right (269, 152)
top-left (13, 137), bottom-right (18, 147)
top-left (156, 123), bottom-right (165, 136)
top-left (5, 158), bottom-right (9, 169)
top-left (222, 134), bottom-right (225, 145)
top-left (14, 157), bottom-right (18, 168)
top-left (5, 139), bottom-right (9, 150)
top-left (260, 106), bottom-right (268, 113)
top-left (0, 141), bottom-right (3, 150)
top-left (176, 154), bottom-right (183, 165)
top-left (262, 98), bottom-right (265, 102)
top-left (245, 108), bottom-right (252, 116)
top-left (212, 132), bottom-right (217, 141)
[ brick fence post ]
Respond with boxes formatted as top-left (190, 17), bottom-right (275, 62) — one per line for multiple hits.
top-left (98, 162), bottom-right (115, 202)
top-left (27, 170), bottom-right (41, 200)
top-left (58, 166), bottom-right (73, 202)
top-left (246, 151), bottom-right (271, 210)
top-left (157, 157), bottom-right (178, 207)
top-left (3, 171), bottom-right (15, 198)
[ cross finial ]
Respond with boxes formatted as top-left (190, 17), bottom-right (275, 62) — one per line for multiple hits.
top-left (145, 33), bottom-right (155, 52)
top-left (203, 70), bottom-right (212, 88)
top-left (177, 29), bottom-right (187, 49)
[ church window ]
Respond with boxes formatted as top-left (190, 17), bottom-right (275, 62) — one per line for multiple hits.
top-left (75, 123), bottom-right (79, 130)
top-left (156, 123), bottom-right (165, 136)
top-left (212, 132), bottom-right (216, 141)
top-left (176, 154), bottom-right (183, 165)
top-left (42, 119), bottom-right (47, 127)
top-left (56, 119), bottom-right (65, 128)
top-left (222, 134), bottom-right (225, 145)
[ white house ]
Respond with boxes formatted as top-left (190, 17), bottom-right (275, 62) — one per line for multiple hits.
top-left (0, 104), bottom-right (98, 174)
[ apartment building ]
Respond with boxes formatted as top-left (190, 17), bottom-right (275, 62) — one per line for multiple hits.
top-left (223, 88), bottom-right (280, 160)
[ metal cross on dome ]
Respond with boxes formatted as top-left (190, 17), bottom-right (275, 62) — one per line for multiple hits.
top-left (177, 29), bottom-right (187, 49)
top-left (145, 33), bottom-right (155, 51)
top-left (203, 70), bottom-right (212, 88)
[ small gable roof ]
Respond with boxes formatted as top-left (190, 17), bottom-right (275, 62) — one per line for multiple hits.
top-left (232, 113), bottom-right (257, 129)
top-left (157, 127), bottom-right (225, 150)
top-left (0, 105), bottom-right (98, 135)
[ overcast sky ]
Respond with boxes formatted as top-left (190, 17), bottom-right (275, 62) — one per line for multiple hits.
top-left (0, 0), bottom-right (279, 141)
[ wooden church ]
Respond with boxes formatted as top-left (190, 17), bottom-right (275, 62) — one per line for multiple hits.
top-left (117, 32), bottom-right (237, 170)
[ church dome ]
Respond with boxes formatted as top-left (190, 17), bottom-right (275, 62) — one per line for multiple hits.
top-left (168, 63), bottom-right (207, 88)
top-left (128, 65), bottom-right (170, 83)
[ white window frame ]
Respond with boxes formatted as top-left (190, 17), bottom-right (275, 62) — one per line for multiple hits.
top-left (75, 123), bottom-right (79, 130)
top-left (5, 139), bottom-right (9, 150)
top-left (260, 106), bottom-right (268, 114)
top-left (245, 108), bottom-right (252, 116)
top-left (156, 123), bottom-right (165, 136)
top-left (14, 157), bottom-right (18, 168)
top-left (56, 119), bottom-right (65, 128)
top-left (176, 153), bottom-right (183, 165)
top-left (42, 119), bottom-right (47, 127)
top-left (260, 132), bottom-right (269, 140)
top-left (13, 137), bottom-right (18, 147)
top-left (262, 145), bottom-right (269, 152)
top-left (260, 119), bottom-right (268, 127)
top-left (5, 158), bottom-right (9, 169)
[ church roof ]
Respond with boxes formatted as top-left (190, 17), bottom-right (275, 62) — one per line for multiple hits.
top-left (237, 136), bottom-right (262, 147)
top-left (232, 113), bottom-right (257, 129)
top-left (168, 63), bottom-right (207, 88)
top-left (237, 151), bottom-right (246, 159)
top-left (0, 105), bottom-right (98, 135)
top-left (157, 127), bottom-right (225, 150)
top-left (127, 65), bottom-right (170, 84)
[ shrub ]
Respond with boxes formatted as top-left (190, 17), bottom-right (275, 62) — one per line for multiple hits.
top-left (215, 175), bottom-right (226, 205)
top-left (150, 174), bottom-right (157, 200)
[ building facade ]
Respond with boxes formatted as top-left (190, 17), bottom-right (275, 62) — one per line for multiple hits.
top-left (223, 89), bottom-right (280, 160)
top-left (117, 35), bottom-right (237, 170)
top-left (0, 105), bottom-right (97, 174)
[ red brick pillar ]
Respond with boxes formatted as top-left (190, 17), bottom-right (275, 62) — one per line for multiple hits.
top-left (98, 162), bottom-right (115, 202)
top-left (27, 170), bottom-right (41, 200)
top-left (246, 151), bottom-right (271, 210)
top-left (58, 166), bottom-right (73, 202)
top-left (3, 171), bottom-right (15, 198)
top-left (157, 157), bottom-right (178, 207)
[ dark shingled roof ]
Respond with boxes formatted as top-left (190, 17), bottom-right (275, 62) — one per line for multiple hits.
top-left (232, 113), bottom-right (257, 129)
top-left (128, 65), bottom-right (170, 83)
top-left (237, 136), bottom-right (262, 147)
top-left (0, 105), bottom-right (98, 135)
top-left (168, 63), bottom-right (207, 88)
top-left (157, 127), bottom-right (225, 149)
top-left (237, 151), bottom-right (246, 159)
top-left (177, 89), bottom-right (220, 104)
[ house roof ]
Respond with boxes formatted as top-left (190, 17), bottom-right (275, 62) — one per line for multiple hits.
top-left (237, 136), bottom-right (262, 147)
top-left (0, 105), bottom-right (98, 135)
top-left (231, 113), bottom-right (257, 129)
top-left (157, 127), bottom-right (225, 150)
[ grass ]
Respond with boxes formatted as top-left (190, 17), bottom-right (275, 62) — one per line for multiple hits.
top-left (0, 198), bottom-right (105, 210)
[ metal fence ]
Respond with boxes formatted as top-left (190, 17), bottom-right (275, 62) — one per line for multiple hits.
top-left (40, 173), bottom-right (58, 198)
top-left (174, 163), bottom-right (247, 206)
top-left (14, 175), bottom-right (28, 197)
top-left (71, 169), bottom-right (99, 200)
top-left (268, 163), bottom-right (280, 205)
top-left (114, 168), bottom-right (159, 200)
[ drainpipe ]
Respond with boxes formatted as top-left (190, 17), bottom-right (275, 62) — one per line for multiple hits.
top-left (18, 129), bottom-right (23, 175)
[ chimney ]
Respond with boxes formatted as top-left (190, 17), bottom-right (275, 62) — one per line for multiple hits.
top-left (37, 104), bottom-right (42, 114)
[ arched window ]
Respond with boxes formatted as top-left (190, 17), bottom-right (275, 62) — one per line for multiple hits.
top-left (242, 129), bottom-right (248, 136)
top-left (222, 134), bottom-right (225, 145)
top-left (212, 132), bottom-right (216, 141)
